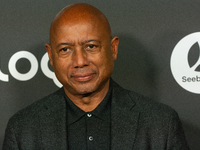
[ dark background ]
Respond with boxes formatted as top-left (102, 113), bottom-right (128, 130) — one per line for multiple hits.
top-left (1, 1), bottom-right (200, 149)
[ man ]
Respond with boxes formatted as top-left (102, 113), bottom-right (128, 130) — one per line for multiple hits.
top-left (3, 3), bottom-right (189, 150)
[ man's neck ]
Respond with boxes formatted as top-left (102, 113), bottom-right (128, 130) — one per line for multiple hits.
top-left (64, 81), bottom-right (110, 112)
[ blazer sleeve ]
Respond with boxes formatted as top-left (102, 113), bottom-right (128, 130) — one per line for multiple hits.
top-left (2, 119), bottom-right (19, 150)
top-left (166, 111), bottom-right (190, 150)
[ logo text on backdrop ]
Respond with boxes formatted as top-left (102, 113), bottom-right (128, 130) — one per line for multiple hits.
top-left (0, 51), bottom-right (62, 87)
top-left (171, 32), bottom-right (200, 94)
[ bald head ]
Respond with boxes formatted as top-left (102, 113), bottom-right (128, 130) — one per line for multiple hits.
top-left (45, 3), bottom-right (119, 99)
top-left (49, 3), bottom-right (112, 44)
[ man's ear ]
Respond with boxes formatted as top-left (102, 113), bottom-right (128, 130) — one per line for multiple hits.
top-left (111, 36), bottom-right (119, 61)
top-left (45, 43), bottom-right (54, 66)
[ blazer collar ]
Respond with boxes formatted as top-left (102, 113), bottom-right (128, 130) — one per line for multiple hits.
top-left (111, 80), bottom-right (139, 150)
top-left (38, 79), bottom-right (140, 150)
top-left (39, 88), bottom-right (68, 149)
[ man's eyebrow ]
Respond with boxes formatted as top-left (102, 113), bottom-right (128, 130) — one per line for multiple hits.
top-left (83, 39), bottom-right (101, 44)
top-left (56, 40), bottom-right (101, 48)
top-left (56, 43), bottom-right (73, 48)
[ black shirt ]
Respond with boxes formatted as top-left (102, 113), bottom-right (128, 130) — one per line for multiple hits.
top-left (65, 87), bottom-right (112, 150)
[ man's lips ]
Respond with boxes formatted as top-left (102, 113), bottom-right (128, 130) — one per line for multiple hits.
top-left (71, 73), bottom-right (95, 82)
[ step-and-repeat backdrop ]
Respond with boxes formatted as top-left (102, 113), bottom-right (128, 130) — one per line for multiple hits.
top-left (1, 1), bottom-right (200, 149)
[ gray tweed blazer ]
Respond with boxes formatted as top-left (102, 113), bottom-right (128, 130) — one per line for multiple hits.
top-left (3, 80), bottom-right (189, 150)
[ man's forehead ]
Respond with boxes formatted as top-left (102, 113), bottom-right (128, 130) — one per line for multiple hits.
top-left (52, 19), bottom-right (102, 39)
top-left (49, 3), bottom-right (112, 44)
top-left (51, 9), bottom-right (103, 35)
top-left (52, 3), bottom-right (105, 26)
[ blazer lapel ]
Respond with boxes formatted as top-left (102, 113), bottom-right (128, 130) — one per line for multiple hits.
top-left (36, 81), bottom-right (139, 149)
top-left (39, 88), bottom-right (68, 150)
top-left (111, 81), bottom-right (140, 150)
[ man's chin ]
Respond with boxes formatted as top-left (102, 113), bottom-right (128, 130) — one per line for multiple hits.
top-left (74, 86), bottom-right (96, 95)
top-left (71, 80), bottom-right (98, 94)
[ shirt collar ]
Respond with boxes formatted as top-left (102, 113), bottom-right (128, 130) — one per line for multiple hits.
top-left (65, 94), bottom-right (85, 126)
top-left (91, 86), bottom-right (112, 122)
top-left (65, 84), bottom-right (112, 126)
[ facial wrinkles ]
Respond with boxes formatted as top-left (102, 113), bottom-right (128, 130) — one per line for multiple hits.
top-left (67, 41), bottom-right (99, 77)
top-left (50, 5), bottom-right (113, 71)
top-left (54, 27), bottom-right (98, 49)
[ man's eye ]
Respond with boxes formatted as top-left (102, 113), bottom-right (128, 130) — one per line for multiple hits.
top-left (87, 45), bottom-right (96, 49)
top-left (58, 47), bottom-right (73, 57)
top-left (60, 47), bottom-right (69, 52)
top-left (85, 44), bottom-right (100, 53)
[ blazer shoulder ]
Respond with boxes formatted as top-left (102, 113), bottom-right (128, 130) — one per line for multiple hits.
top-left (8, 88), bottom-right (65, 126)
top-left (111, 80), bottom-right (178, 119)
top-left (126, 89), bottom-right (179, 119)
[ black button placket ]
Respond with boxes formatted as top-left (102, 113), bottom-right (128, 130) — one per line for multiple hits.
top-left (86, 112), bottom-right (94, 149)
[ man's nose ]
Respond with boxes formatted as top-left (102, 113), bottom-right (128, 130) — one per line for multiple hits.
top-left (72, 48), bottom-right (89, 68)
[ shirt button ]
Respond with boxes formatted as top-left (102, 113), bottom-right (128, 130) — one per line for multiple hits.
top-left (87, 113), bottom-right (92, 117)
top-left (88, 136), bottom-right (93, 141)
